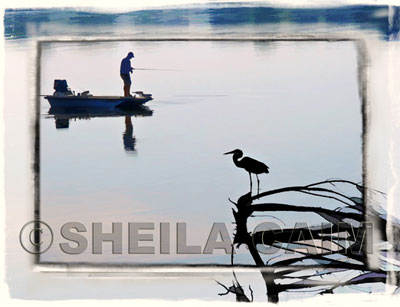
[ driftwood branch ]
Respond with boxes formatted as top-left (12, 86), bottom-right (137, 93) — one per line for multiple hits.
top-left (217, 178), bottom-right (391, 303)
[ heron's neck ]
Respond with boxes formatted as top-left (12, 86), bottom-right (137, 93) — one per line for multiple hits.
top-left (232, 153), bottom-right (242, 166)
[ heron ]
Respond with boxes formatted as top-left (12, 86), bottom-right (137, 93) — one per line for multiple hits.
top-left (224, 149), bottom-right (269, 194)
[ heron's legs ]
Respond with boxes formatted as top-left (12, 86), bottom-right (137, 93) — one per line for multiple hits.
top-left (248, 172), bottom-right (253, 193)
top-left (256, 174), bottom-right (260, 194)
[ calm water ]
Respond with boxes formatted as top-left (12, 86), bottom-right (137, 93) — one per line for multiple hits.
top-left (39, 40), bottom-right (362, 264)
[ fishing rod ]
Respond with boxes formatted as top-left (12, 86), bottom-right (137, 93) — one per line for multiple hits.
top-left (134, 67), bottom-right (182, 71)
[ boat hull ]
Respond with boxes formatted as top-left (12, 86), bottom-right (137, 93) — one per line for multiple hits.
top-left (44, 95), bottom-right (152, 109)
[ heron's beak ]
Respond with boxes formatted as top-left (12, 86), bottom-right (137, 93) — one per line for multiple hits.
top-left (224, 150), bottom-right (235, 155)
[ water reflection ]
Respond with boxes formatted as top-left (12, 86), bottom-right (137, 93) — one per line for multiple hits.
top-left (48, 106), bottom-right (153, 153)
top-left (123, 116), bottom-right (135, 152)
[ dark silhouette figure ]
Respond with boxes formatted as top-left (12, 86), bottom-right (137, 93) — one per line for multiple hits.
top-left (224, 149), bottom-right (269, 194)
top-left (120, 52), bottom-right (135, 97)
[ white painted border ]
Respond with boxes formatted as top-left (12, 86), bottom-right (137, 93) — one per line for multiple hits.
top-left (1, 1), bottom-right (399, 306)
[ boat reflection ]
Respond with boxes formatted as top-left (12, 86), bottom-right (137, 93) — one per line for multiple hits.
top-left (48, 106), bottom-right (153, 153)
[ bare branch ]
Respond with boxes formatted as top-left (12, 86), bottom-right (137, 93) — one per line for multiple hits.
top-left (249, 202), bottom-right (363, 221)
top-left (305, 179), bottom-right (361, 188)
top-left (300, 190), bottom-right (353, 207)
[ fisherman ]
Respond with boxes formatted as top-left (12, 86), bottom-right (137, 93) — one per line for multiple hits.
top-left (120, 52), bottom-right (135, 97)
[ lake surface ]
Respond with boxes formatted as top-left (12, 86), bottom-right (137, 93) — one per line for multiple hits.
top-left (39, 40), bottom-right (362, 264)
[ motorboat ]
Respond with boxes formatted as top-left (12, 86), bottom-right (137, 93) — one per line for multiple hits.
top-left (44, 80), bottom-right (153, 109)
